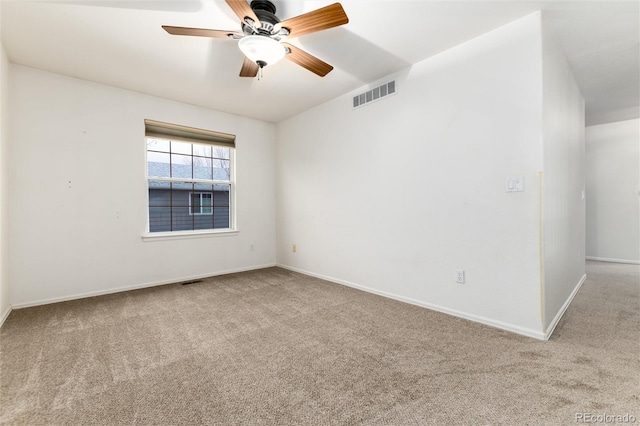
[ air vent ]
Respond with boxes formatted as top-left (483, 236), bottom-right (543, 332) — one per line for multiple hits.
top-left (353, 80), bottom-right (396, 109)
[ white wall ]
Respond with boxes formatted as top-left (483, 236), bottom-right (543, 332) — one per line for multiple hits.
top-left (276, 14), bottom-right (546, 337)
top-left (586, 119), bottom-right (640, 263)
top-left (541, 21), bottom-right (586, 332)
top-left (9, 66), bottom-right (276, 307)
top-left (0, 3), bottom-right (11, 324)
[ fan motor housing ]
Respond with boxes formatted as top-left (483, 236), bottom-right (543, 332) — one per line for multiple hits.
top-left (248, 0), bottom-right (280, 35)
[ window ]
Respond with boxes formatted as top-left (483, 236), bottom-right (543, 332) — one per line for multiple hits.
top-left (190, 192), bottom-right (213, 215)
top-left (145, 120), bottom-right (235, 234)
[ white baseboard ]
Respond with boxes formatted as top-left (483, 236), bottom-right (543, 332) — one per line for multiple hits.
top-left (10, 263), bottom-right (277, 310)
top-left (0, 305), bottom-right (12, 328)
top-left (277, 264), bottom-right (547, 340)
top-left (586, 256), bottom-right (640, 265)
top-left (543, 274), bottom-right (587, 340)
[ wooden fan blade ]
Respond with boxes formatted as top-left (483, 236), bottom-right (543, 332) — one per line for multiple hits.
top-left (278, 3), bottom-right (348, 38)
top-left (162, 26), bottom-right (241, 38)
top-left (282, 43), bottom-right (333, 77)
top-left (240, 57), bottom-right (259, 77)
top-left (225, 0), bottom-right (260, 26)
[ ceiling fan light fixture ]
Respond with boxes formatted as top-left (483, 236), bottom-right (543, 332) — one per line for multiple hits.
top-left (238, 35), bottom-right (286, 68)
top-left (163, 0), bottom-right (349, 77)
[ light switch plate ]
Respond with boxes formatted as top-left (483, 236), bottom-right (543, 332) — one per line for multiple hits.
top-left (507, 176), bottom-right (524, 192)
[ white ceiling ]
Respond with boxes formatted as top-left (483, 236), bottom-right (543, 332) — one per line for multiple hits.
top-left (2, 0), bottom-right (638, 124)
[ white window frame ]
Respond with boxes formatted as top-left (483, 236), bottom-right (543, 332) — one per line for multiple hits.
top-left (143, 136), bottom-right (236, 239)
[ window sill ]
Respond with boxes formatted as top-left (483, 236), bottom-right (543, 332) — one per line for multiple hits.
top-left (142, 229), bottom-right (238, 242)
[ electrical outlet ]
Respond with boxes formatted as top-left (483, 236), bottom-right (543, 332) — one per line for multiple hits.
top-left (292, 244), bottom-right (297, 253)
top-left (456, 270), bottom-right (465, 283)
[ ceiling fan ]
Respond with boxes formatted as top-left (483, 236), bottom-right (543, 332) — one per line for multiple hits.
top-left (162, 0), bottom-right (349, 78)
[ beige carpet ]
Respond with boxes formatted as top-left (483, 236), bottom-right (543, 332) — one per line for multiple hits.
top-left (1, 261), bottom-right (638, 425)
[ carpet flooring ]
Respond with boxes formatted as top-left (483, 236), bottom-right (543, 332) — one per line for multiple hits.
top-left (0, 261), bottom-right (638, 425)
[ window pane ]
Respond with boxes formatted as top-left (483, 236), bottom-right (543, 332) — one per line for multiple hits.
top-left (147, 139), bottom-right (170, 153)
top-left (193, 157), bottom-right (213, 180)
top-left (172, 205), bottom-right (192, 231)
top-left (147, 152), bottom-right (170, 178)
top-left (148, 180), bottom-right (170, 191)
top-left (213, 147), bottom-right (230, 160)
top-left (213, 159), bottom-right (230, 180)
top-left (191, 192), bottom-right (201, 210)
top-left (172, 182), bottom-right (192, 190)
top-left (171, 141), bottom-right (192, 155)
top-left (148, 182), bottom-right (171, 207)
top-left (149, 207), bottom-right (171, 232)
top-left (193, 144), bottom-right (212, 158)
top-left (213, 184), bottom-right (230, 196)
top-left (201, 193), bottom-right (213, 214)
top-left (171, 154), bottom-right (192, 179)
top-left (194, 183), bottom-right (213, 192)
top-left (194, 218), bottom-right (213, 231)
top-left (171, 182), bottom-right (192, 207)
top-left (213, 185), bottom-right (229, 228)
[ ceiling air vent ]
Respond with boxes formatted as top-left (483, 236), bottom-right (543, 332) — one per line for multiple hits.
top-left (353, 80), bottom-right (396, 109)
